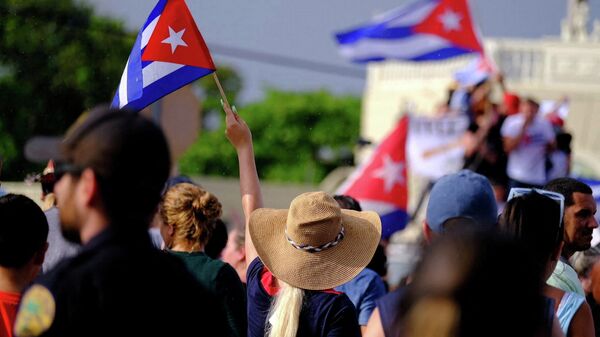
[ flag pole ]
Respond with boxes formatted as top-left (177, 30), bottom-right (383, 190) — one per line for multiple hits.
top-left (212, 72), bottom-right (231, 109)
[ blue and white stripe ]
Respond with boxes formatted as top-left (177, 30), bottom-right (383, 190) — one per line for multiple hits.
top-left (111, 0), bottom-right (213, 112)
top-left (335, 0), bottom-right (474, 63)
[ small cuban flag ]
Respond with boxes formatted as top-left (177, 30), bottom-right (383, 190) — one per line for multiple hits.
top-left (112, 0), bottom-right (216, 112)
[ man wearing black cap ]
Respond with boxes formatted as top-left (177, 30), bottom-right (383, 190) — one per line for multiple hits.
top-left (14, 107), bottom-right (216, 337)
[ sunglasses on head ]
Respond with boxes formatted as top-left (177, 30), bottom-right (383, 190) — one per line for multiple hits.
top-left (507, 187), bottom-right (565, 230)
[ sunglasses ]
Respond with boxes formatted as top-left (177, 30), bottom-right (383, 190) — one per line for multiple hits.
top-left (507, 187), bottom-right (565, 230)
top-left (54, 162), bottom-right (84, 181)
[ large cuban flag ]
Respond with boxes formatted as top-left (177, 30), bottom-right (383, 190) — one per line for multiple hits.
top-left (337, 116), bottom-right (409, 240)
top-left (335, 0), bottom-right (483, 63)
top-left (112, 0), bottom-right (215, 112)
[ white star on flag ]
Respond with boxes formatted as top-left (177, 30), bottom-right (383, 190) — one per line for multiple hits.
top-left (162, 27), bottom-right (188, 54)
top-left (439, 9), bottom-right (462, 32)
top-left (372, 154), bottom-right (405, 193)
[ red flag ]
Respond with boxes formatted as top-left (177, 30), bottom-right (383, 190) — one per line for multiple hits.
top-left (337, 116), bottom-right (409, 239)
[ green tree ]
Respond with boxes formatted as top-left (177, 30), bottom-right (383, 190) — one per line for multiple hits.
top-left (0, 0), bottom-right (133, 179)
top-left (180, 89), bottom-right (361, 184)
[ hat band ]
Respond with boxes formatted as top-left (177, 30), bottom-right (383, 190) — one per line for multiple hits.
top-left (285, 226), bottom-right (345, 253)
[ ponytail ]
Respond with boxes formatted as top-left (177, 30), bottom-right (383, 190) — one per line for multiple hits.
top-left (267, 282), bottom-right (304, 337)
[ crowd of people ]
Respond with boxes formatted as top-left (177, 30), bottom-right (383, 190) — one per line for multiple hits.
top-left (431, 73), bottom-right (573, 210)
top-left (0, 90), bottom-right (598, 337)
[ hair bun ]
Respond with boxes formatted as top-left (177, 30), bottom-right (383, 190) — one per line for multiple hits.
top-left (192, 192), bottom-right (222, 222)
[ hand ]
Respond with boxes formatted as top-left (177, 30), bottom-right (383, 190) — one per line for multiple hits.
top-left (223, 101), bottom-right (252, 150)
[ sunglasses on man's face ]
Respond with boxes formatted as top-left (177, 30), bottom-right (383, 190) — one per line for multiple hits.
top-left (53, 162), bottom-right (84, 181)
top-left (507, 187), bottom-right (565, 230)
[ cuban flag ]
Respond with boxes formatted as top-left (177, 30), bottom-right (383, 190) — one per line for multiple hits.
top-left (335, 0), bottom-right (483, 63)
top-left (337, 116), bottom-right (409, 240)
top-left (454, 55), bottom-right (496, 87)
top-left (112, 0), bottom-right (215, 111)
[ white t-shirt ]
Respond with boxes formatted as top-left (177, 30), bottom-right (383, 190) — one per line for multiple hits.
top-left (501, 114), bottom-right (555, 185)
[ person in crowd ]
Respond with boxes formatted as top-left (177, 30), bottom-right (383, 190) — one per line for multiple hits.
top-left (501, 97), bottom-right (556, 188)
top-left (499, 189), bottom-right (594, 337)
top-left (148, 175), bottom-right (198, 249)
top-left (221, 225), bottom-right (247, 283)
top-left (224, 103), bottom-right (376, 337)
top-left (570, 245), bottom-right (600, 296)
top-left (570, 245), bottom-right (600, 336)
top-left (38, 160), bottom-right (79, 273)
top-left (205, 218), bottom-right (229, 259)
top-left (0, 194), bottom-right (48, 337)
top-left (364, 169), bottom-right (498, 337)
top-left (548, 132), bottom-right (573, 181)
top-left (13, 106), bottom-right (217, 337)
top-left (397, 229), bottom-right (548, 337)
top-left (333, 195), bottom-right (387, 334)
top-left (159, 183), bottom-right (246, 337)
top-left (545, 178), bottom-right (599, 295)
top-left (40, 161), bottom-right (56, 212)
top-left (333, 195), bottom-right (387, 281)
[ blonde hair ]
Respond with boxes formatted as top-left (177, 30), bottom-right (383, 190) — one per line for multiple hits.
top-left (267, 282), bottom-right (304, 337)
top-left (160, 183), bottom-right (222, 249)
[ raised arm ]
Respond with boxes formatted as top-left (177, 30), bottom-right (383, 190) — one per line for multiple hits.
top-left (224, 104), bottom-right (263, 265)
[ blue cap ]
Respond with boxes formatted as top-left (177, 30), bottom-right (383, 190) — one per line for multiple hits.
top-left (426, 170), bottom-right (498, 233)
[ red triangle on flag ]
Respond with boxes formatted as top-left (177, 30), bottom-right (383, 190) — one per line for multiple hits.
top-left (340, 116), bottom-right (409, 208)
top-left (142, 0), bottom-right (215, 70)
top-left (413, 0), bottom-right (482, 53)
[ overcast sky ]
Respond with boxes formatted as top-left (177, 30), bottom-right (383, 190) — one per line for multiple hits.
top-left (83, 0), bottom-right (600, 102)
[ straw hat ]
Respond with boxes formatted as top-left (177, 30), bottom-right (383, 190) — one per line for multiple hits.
top-left (249, 191), bottom-right (382, 290)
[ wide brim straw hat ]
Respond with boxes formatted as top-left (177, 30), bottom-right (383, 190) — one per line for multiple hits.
top-left (249, 191), bottom-right (382, 290)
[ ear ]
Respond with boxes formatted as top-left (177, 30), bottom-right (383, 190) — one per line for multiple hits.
top-left (168, 224), bottom-right (175, 237)
top-left (79, 168), bottom-right (100, 207)
top-left (423, 221), bottom-right (434, 244)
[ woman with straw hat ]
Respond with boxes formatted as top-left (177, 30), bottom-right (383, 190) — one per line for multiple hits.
top-left (223, 104), bottom-right (382, 337)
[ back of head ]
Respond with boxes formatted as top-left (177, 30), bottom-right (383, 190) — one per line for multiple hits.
top-left (426, 170), bottom-right (498, 233)
top-left (544, 177), bottom-right (592, 207)
top-left (0, 194), bottom-right (49, 268)
top-left (333, 195), bottom-right (362, 211)
top-left (498, 191), bottom-right (562, 278)
top-left (160, 183), bottom-right (222, 247)
top-left (400, 229), bottom-right (544, 337)
top-left (61, 106), bottom-right (171, 227)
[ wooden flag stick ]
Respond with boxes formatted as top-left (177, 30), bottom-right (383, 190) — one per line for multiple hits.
top-left (212, 72), bottom-right (231, 110)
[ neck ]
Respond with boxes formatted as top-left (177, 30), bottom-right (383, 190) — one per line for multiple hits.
top-left (80, 211), bottom-right (110, 244)
top-left (170, 241), bottom-right (204, 253)
top-left (561, 247), bottom-right (575, 260)
top-left (0, 266), bottom-right (37, 293)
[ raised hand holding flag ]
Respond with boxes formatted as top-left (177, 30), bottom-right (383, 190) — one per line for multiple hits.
top-left (112, 0), bottom-right (216, 112)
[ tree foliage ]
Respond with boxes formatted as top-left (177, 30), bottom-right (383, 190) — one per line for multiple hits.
top-left (0, 0), bottom-right (133, 178)
top-left (180, 89), bottom-right (361, 184)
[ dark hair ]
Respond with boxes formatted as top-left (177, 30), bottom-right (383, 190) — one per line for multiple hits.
top-left (524, 97), bottom-right (540, 108)
top-left (40, 173), bottom-right (56, 195)
top-left (397, 229), bottom-right (544, 337)
top-left (544, 178), bottom-right (592, 207)
top-left (0, 194), bottom-right (48, 267)
top-left (333, 195), bottom-right (362, 211)
top-left (62, 106), bottom-right (171, 228)
top-left (498, 191), bottom-right (563, 278)
top-left (205, 219), bottom-right (228, 259)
